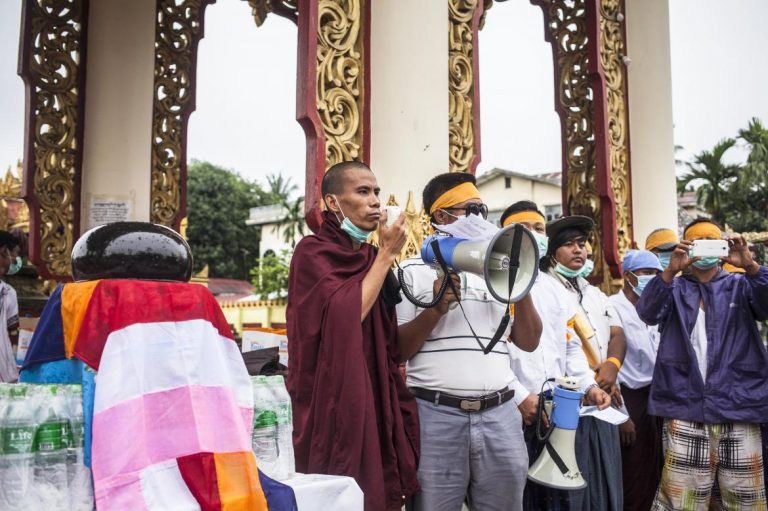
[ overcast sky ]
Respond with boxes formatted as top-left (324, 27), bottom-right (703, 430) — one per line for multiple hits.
top-left (1, 0), bottom-right (766, 195)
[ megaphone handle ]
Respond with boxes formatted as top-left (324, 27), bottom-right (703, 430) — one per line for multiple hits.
top-left (436, 268), bottom-right (463, 310)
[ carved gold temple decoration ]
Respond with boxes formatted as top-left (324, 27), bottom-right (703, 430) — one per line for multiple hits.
top-left (0, 162), bottom-right (31, 232)
top-left (316, 0), bottom-right (364, 169)
top-left (370, 193), bottom-right (430, 263)
top-left (150, 0), bottom-right (214, 228)
top-left (248, 0), bottom-right (298, 26)
top-left (19, 0), bottom-right (87, 279)
top-left (448, 0), bottom-right (480, 172)
top-left (598, 0), bottom-right (633, 257)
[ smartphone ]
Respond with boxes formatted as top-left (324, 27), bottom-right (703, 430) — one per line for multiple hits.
top-left (690, 239), bottom-right (728, 258)
top-left (381, 205), bottom-right (401, 226)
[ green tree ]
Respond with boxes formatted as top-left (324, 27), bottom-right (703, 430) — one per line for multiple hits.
top-left (250, 249), bottom-right (291, 298)
top-left (676, 138), bottom-right (740, 226)
top-left (727, 118), bottom-right (768, 231)
top-left (276, 197), bottom-right (306, 248)
top-left (186, 160), bottom-right (267, 278)
top-left (265, 173), bottom-right (299, 204)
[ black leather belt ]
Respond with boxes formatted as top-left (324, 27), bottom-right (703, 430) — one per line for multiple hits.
top-left (410, 387), bottom-right (514, 412)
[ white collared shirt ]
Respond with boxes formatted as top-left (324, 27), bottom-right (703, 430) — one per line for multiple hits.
top-left (509, 273), bottom-right (597, 404)
top-left (551, 272), bottom-right (621, 362)
top-left (396, 257), bottom-right (523, 397)
top-left (608, 290), bottom-right (660, 389)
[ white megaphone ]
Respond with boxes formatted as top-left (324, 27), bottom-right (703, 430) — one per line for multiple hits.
top-left (420, 223), bottom-right (539, 303)
top-left (527, 377), bottom-right (586, 490)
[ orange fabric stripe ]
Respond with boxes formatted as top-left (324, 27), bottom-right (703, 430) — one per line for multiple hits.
top-left (645, 229), bottom-right (678, 250)
top-left (214, 452), bottom-right (268, 511)
top-left (684, 222), bottom-right (722, 241)
top-left (502, 211), bottom-right (545, 227)
top-left (61, 281), bottom-right (101, 358)
top-left (429, 182), bottom-right (481, 214)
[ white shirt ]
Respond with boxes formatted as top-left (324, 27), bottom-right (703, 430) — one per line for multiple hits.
top-left (0, 282), bottom-right (19, 382)
top-left (608, 290), bottom-right (660, 389)
top-left (691, 308), bottom-right (708, 382)
top-left (551, 272), bottom-right (621, 363)
top-left (508, 273), bottom-right (596, 404)
top-left (397, 257), bottom-right (523, 397)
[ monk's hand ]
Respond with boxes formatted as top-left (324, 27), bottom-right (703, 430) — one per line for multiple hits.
top-left (584, 386), bottom-right (611, 410)
top-left (725, 235), bottom-right (760, 275)
top-left (518, 393), bottom-right (545, 427)
top-left (662, 240), bottom-right (695, 282)
top-left (594, 360), bottom-right (619, 392)
top-left (434, 271), bottom-right (461, 315)
top-left (377, 211), bottom-right (407, 260)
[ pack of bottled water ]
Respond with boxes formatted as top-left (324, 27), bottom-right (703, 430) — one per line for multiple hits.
top-left (0, 383), bottom-right (93, 511)
top-left (251, 375), bottom-right (295, 480)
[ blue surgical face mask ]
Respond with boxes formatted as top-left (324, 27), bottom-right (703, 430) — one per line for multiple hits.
top-left (7, 257), bottom-right (21, 276)
top-left (555, 262), bottom-right (583, 279)
top-left (332, 196), bottom-right (373, 244)
top-left (630, 273), bottom-right (655, 296)
top-left (657, 252), bottom-right (672, 270)
top-left (579, 258), bottom-right (595, 278)
top-left (532, 232), bottom-right (549, 259)
top-left (692, 256), bottom-right (720, 270)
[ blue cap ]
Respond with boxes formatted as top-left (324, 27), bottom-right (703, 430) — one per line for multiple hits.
top-left (622, 249), bottom-right (662, 272)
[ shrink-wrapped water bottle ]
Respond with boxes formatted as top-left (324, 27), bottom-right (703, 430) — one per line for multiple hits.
top-left (0, 384), bottom-right (36, 510)
top-left (63, 385), bottom-right (93, 510)
top-left (267, 375), bottom-right (295, 479)
top-left (252, 376), bottom-right (278, 477)
top-left (32, 385), bottom-right (70, 507)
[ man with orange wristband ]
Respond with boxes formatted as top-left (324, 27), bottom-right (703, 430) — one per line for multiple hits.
top-left (541, 215), bottom-right (626, 511)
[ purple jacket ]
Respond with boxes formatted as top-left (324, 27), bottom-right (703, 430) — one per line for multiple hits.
top-left (636, 267), bottom-right (768, 424)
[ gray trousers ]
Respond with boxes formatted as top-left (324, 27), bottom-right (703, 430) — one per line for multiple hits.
top-left (413, 397), bottom-right (528, 511)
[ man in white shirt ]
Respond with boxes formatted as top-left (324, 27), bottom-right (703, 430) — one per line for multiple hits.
top-left (397, 173), bottom-right (542, 511)
top-left (542, 215), bottom-right (626, 511)
top-left (608, 249), bottom-right (663, 511)
top-left (501, 201), bottom-right (611, 510)
top-left (0, 231), bottom-right (20, 382)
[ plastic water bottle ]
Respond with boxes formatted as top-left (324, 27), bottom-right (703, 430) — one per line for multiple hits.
top-left (0, 384), bottom-right (36, 510)
top-left (267, 375), bottom-right (295, 479)
top-left (33, 385), bottom-right (70, 507)
top-left (63, 385), bottom-right (93, 510)
top-left (252, 376), bottom-right (278, 477)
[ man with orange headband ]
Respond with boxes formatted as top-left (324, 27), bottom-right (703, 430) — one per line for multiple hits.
top-left (501, 201), bottom-right (611, 510)
top-left (645, 228), bottom-right (679, 271)
top-left (637, 217), bottom-right (768, 509)
top-left (397, 173), bottom-right (542, 511)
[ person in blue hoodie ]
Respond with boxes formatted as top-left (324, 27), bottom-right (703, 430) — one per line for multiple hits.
top-left (637, 218), bottom-right (768, 510)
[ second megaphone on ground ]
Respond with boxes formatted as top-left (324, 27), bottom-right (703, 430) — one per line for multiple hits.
top-left (420, 223), bottom-right (539, 303)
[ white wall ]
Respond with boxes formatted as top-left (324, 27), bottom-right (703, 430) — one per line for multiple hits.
top-left (625, 0), bottom-right (679, 243)
top-left (369, 0), bottom-right (449, 209)
top-left (80, 0), bottom-right (156, 231)
top-left (478, 175), bottom-right (561, 213)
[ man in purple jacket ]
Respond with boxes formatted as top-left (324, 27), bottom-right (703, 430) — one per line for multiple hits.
top-left (637, 218), bottom-right (768, 510)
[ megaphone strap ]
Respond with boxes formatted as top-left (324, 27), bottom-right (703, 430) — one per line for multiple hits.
top-left (545, 441), bottom-right (571, 476)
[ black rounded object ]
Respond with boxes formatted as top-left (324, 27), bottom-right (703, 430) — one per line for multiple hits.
top-left (71, 222), bottom-right (193, 282)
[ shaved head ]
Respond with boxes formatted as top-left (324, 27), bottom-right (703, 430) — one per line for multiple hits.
top-left (321, 161), bottom-right (373, 197)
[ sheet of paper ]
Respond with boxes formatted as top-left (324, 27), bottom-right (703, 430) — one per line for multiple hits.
top-left (579, 405), bottom-right (629, 425)
top-left (433, 214), bottom-right (499, 241)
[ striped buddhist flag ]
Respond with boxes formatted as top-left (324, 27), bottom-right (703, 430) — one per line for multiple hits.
top-left (42, 279), bottom-right (296, 510)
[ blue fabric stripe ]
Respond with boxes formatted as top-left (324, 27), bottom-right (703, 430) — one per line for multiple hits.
top-left (20, 284), bottom-right (65, 369)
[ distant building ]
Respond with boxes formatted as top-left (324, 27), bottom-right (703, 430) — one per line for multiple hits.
top-left (207, 278), bottom-right (255, 303)
top-left (475, 168), bottom-right (563, 225)
top-left (246, 203), bottom-right (303, 258)
top-left (676, 190), bottom-right (710, 221)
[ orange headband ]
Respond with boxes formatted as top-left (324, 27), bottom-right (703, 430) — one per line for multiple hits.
top-left (502, 211), bottom-right (545, 227)
top-left (429, 182), bottom-right (481, 214)
top-left (645, 229), bottom-right (679, 250)
top-left (684, 222), bottom-right (721, 241)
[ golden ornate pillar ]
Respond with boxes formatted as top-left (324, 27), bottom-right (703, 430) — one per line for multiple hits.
top-left (19, 0), bottom-right (89, 280)
top-left (448, 0), bottom-right (484, 174)
top-left (298, 0), bottom-right (369, 231)
top-left (149, 0), bottom-right (216, 229)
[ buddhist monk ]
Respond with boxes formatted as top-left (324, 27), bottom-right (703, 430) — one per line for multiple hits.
top-left (286, 161), bottom-right (420, 511)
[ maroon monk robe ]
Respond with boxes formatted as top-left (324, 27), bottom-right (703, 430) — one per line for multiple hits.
top-left (286, 212), bottom-right (420, 511)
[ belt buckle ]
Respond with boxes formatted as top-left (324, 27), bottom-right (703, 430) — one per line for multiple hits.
top-left (460, 399), bottom-right (482, 412)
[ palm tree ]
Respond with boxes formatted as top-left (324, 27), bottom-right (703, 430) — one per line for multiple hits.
top-left (676, 138), bottom-right (740, 225)
top-left (266, 173), bottom-right (298, 204)
top-left (275, 196), bottom-right (306, 248)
